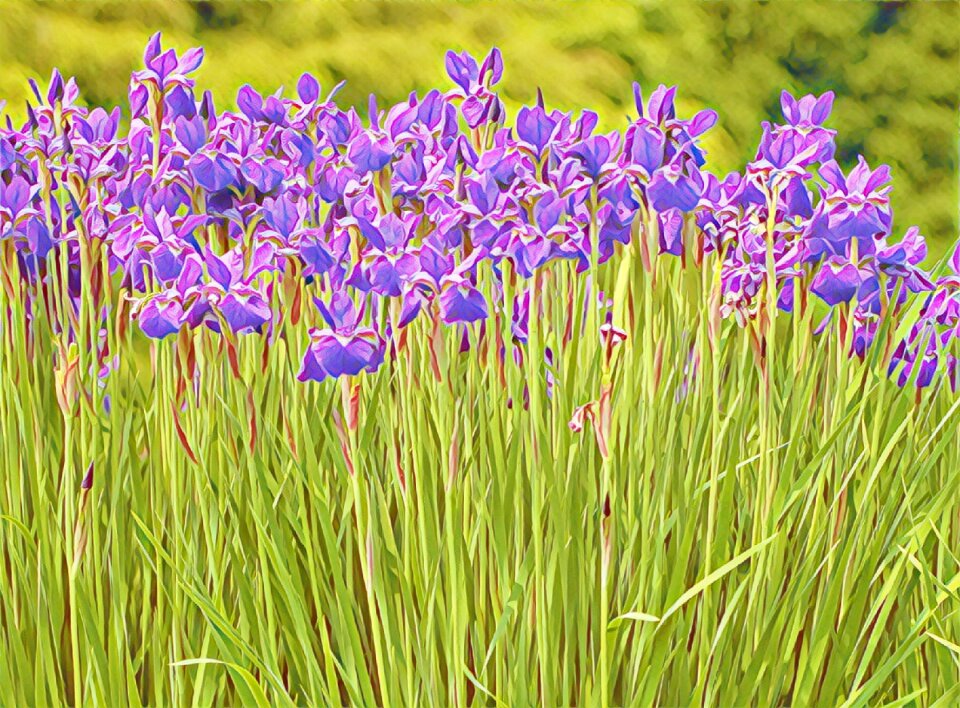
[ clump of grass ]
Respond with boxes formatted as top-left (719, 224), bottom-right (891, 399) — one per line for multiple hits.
top-left (4, 248), bottom-right (960, 705)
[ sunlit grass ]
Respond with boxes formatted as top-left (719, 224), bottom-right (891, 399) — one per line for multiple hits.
top-left (3, 233), bottom-right (960, 706)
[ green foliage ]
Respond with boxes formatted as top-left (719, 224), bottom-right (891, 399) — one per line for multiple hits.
top-left (0, 0), bottom-right (956, 251)
top-left (3, 200), bottom-right (960, 704)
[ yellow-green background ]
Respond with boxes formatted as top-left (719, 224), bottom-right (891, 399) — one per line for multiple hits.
top-left (0, 0), bottom-right (956, 253)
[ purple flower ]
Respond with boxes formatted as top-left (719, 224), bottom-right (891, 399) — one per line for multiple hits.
top-left (877, 226), bottom-right (926, 276)
top-left (876, 226), bottom-right (933, 293)
top-left (781, 91), bottom-right (834, 127)
top-left (298, 293), bottom-right (385, 382)
top-left (297, 73), bottom-right (321, 104)
top-left (751, 127), bottom-right (819, 182)
top-left (189, 153), bottom-right (237, 192)
top-left (138, 293), bottom-right (184, 339)
top-left (889, 330), bottom-right (941, 389)
top-left (819, 157), bottom-right (892, 240)
top-left (444, 49), bottom-right (502, 128)
top-left (348, 130), bottom-right (393, 174)
top-left (445, 51), bottom-right (480, 94)
top-left (262, 194), bottom-right (301, 241)
top-left (511, 289), bottom-right (531, 343)
top-left (516, 105), bottom-right (557, 155)
top-left (0, 36), bottom-right (947, 402)
top-left (634, 83), bottom-right (677, 125)
top-left (174, 115), bottom-right (206, 153)
top-left (219, 287), bottom-right (272, 333)
top-left (351, 213), bottom-right (422, 297)
top-left (772, 91), bottom-right (837, 163)
top-left (624, 121), bottom-right (666, 177)
top-left (299, 329), bottom-right (385, 382)
top-left (647, 161), bottom-right (704, 213)
top-left (133, 32), bottom-right (204, 96)
top-left (439, 277), bottom-right (488, 324)
top-left (658, 208), bottom-right (684, 256)
top-left (506, 228), bottom-right (557, 278)
top-left (568, 134), bottom-right (615, 181)
top-left (297, 229), bottom-right (340, 277)
top-left (811, 257), bottom-right (865, 307)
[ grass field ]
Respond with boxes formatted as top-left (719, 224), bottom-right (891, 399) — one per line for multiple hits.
top-left (5, 245), bottom-right (960, 706)
top-left (2, 29), bottom-right (960, 708)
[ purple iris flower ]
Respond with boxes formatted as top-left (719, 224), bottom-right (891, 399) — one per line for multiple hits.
top-left (593, 203), bottom-right (633, 263)
top-left (295, 227), bottom-right (343, 278)
top-left (165, 86), bottom-right (197, 120)
top-left (685, 109), bottom-right (719, 139)
top-left (876, 231), bottom-right (923, 277)
top-left (349, 213), bottom-right (422, 297)
top-left (349, 130), bottom-right (393, 174)
top-left (130, 33), bottom-right (204, 116)
top-left (774, 90), bottom-right (836, 163)
top-left (439, 276), bottom-right (489, 324)
top-left (647, 159), bottom-right (704, 213)
top-left (781, 91), bottom-right (834, 128)
top-left (393, 147), bottom-right (427, 197)
top-left (516, 105), bottom-right (557, 155)
top-left (419, 242), bottom-right (455, 286)
top-left (876, 226), bottom-right (933, 293)
top-left (506, 227), bottom-right (558, 278)
top-left (782, 176), bottom-right (813, 219)
top-left (182, 246), bottom-right (274, 334)
top-left (889, 330), bottom-right (941, 389)
top-left (134, 257), bottom-right (203, 338)
top-left (218, 286), bottom-right (272, 332)
top-left (262, 194), bottom-right (301, 243)
top-left (297, 73), bottom-right (321, 104)
top-left (416, 89), bottom-right (446, 131)
top-left (881, 242), bottom-right (960, 388)
top-left (19, 218), bottom-right (53, 261)
top-left (819, 157), bottom-right (893, 241)
top-left (445, 49), bottom-right (503, 128)
top-left (801, 208), bottom-right (844, 262)
top-left (241, 159), bottom-right (284, 193)
top-left (0, 137), bottom-right (17, 170)
top-left (623, 121), bottom-right (666, 177)
top-left (750, 126), bottom-right (819, 187)
top-left (568, 134), bottom-right (615, 181)
top-left (511, 289), bottom-right (531, 343)
top-left (138, 293), bottom-right (184, 339)
top-left (236, 84), bottom-right (279, 123)
top-left (476, 145), bottom-right (520, 185)
top-left (2, 36), bottom-right (948, 401)
top-left (658, 208), bottom-right (684, 256)
top-left (128, 207), bottom-right (205, 284)
top-left (0, 176), bottom-right (38, 244)
top-left (634, 83), bottom-right (677, 125)
top-left (464, 173), bottom-right (502, 216)
top-left (298, 293), bottom-right (385, 382)
top-left (189, 153), bottom-right (238, 192)
top-left (811, 257), bottom-right (865, 306)
top-left (174, 115), bottom-right (206, 154)
top-left (445, 51), bottom-right (481, 94)
top-left (850, 306), bottom-right (879, 359)
top-left (479, 49), bottom-right (504, 87)
top-left (316, 164), bottom-right (357, 204)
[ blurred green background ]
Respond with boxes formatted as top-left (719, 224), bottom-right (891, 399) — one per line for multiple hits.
top-left (0, 0), bottom-right (956, 253)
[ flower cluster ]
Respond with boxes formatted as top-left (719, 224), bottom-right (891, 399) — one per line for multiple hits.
top-left (888, 243), bottom-right (960, 390)
top-left (0, 35), bottom-right (952, 393)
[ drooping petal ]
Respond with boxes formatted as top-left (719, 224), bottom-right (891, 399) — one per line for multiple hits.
top-left (440, 281), bottom-right (488, 324)
top-left (811, 259), bottom-right (863, 307)
top-left (139, 296), bottom-right (183, 339)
